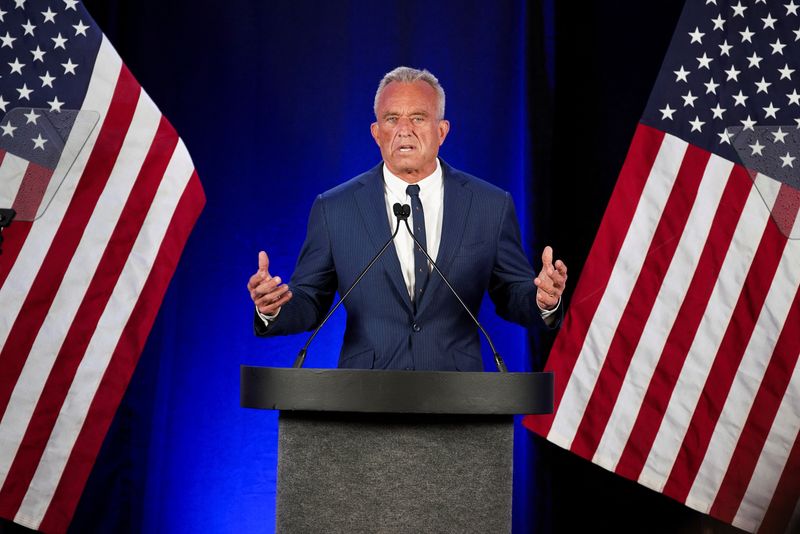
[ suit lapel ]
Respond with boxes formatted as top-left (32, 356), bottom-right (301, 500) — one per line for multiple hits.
top-left (353, 164), bottom-right (413, 313)
top-left (416, 162), bottom-right (471, 317)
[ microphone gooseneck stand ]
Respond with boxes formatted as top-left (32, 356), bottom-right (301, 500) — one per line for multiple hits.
top-left (399, 211), bottom-right (508, 373)
top-left (293, 204), bottom-right (410, 368)
top-left (293, 202), bottom-right (508, 373)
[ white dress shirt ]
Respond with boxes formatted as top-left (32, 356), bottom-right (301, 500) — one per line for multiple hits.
top-left (382, 160), bottom-right (443, 300)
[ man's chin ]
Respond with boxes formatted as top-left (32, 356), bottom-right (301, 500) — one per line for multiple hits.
top-left (391, 152), bottom-right (418, 162)
top-left (387, 157), bottom-right (418, 171)
top-left (385, 156), bottom-right (436, 179)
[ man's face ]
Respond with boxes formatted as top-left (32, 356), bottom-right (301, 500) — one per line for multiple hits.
top-left (370, 80), bottom-right (450, 183)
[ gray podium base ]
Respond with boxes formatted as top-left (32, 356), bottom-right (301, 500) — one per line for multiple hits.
top-left (276, 412), bottom-right (513, 534)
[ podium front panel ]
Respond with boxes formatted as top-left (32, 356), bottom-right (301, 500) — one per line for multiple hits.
top-left (276, 412), bottom-right (512, 534)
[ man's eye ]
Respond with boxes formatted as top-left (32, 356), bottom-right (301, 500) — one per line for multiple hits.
top-left (412, 117), bottom-right (424, 123)
top-left (386, 117), bottom-right (398, 123)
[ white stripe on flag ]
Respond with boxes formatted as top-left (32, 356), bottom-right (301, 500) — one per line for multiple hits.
top-left (15, 138), bottom-right (195, 528)
top-left (686, 214), bottom-right (800, 512)
top-left (0, 38), bottom-right (120, 345)
top-left (548, 133), bottom-right (688, 449)
top-left (0, 88), bottom-right (161, 489)
top-left (639, 173), bottom-right (782, 492)
top-left (0, 153), bottom-right (32, 208)
top-left (734, 350), bottom-right (800, 532)
top-left (591, 154), bottom-right (734, 471)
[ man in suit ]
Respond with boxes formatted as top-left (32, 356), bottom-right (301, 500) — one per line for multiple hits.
top-left (247, 67), bottom-right (567, 371)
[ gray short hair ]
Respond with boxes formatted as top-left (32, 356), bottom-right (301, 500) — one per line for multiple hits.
top-left (373, 66), bottom-right (446, 119)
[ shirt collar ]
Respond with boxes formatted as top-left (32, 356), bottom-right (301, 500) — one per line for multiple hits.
top-left (382, 159), bottom-right (443, 203)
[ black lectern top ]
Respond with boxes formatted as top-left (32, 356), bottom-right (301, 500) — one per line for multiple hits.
top-left (240, 366), bottom-right (553, 415)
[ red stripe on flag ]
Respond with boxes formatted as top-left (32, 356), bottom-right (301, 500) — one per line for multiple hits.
top-left (570, 144), bottom-right (711, 460)
top-left (38, 172), bottom-right (204, 534)
top-left (662, 191), bottom-right (798, 503)
top-left (524, 123), bottom-right (665, 436)
top-left (12, 162), bottom-right (55, 222)
top-left (756, 429), bottom-right (800, 534)
top-left (0, 66), bottom-right (139, 419)
top-left (768, 178), bottom-right (800, 239)
top-left (614, 165), bottom-right (752, 481)
top-left (709, 284), bottom-right (800, 523)
top-left (0, 157), bottom-right (51, 289)
top-left (0, 118), bottom-right (179, 518)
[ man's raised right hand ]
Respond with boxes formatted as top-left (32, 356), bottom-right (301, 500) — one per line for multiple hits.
top-left (247, 251), bottom-right (293, 316)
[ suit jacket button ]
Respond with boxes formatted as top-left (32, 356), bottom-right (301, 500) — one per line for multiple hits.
top-left (412, 323), bottom-right (421, 332)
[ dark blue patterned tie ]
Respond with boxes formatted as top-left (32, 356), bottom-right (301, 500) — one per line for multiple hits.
top-left (406, 184), bottom-right (428, 307)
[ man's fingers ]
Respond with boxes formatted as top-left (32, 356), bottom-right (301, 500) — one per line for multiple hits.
top-left (265, 291), bottom-right (293, 313)
top-left (536, 287), bottom-right (559, 309)
top-left (541, 246), bottom-right (553, 268)
top-left (250, 273), bottom-right (286, 302)
top-left (247, 271), bottom-right (266, 293)
top-left (536, 249), bottom-right (566, 310)
top-left (255, 285), bottom-right (290, 307)
top-left (257, 287), bottom-right (293, 314)
top-left (537, 283), bottom-right (560, 298)
top-left (261, 292), bottom-right (292, 315)
top-left (552, 261), bottom-right (568, 290)
top-left (249, 251), bottom-right (286, 312)
top-left (258, 251), bottom-right (270, 274)
top-left (256, 287), bottom-right (289, 307)
top-left (535, 275), bottom-right (561, 299)
top-left (536, 270), bottom-right (562, 296)
top-left (254, 275), bottom-right (283, 296)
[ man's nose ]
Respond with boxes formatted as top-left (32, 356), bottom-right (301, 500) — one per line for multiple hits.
top-left (396, 117), bottom-right (413, 132)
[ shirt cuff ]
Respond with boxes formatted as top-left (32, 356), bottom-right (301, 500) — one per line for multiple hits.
top-left (256, 305), bottom-right (280, 326)
top-left (537, 297), bottom-right (561, 319)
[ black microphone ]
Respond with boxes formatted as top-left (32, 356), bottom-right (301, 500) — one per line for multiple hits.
top-left (0, 208), bottom-right (16, 255)
top-left (393, 202), bottom-right (410, 220)
top-left (399, 205), bottom-right (508, 373)
top-left (293, 204), bottom-right (407, 368)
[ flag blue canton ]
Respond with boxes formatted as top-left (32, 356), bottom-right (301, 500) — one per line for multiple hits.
top-left (641, 0), bottom-right (800, 189)
top-left (0, 0), bottom-right (101, 169)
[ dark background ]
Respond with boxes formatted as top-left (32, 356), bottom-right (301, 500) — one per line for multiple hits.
top-left (1, 1), bottom-right (748, 532)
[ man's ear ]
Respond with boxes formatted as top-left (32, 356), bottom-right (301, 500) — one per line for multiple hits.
top-left (438, 119), bottom-right (450, 145)
top-left (370, 122), bottom-right (379, 144)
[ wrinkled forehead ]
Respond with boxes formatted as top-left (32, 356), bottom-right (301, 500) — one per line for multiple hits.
top-left (376, 81), bottom-right (440, 116)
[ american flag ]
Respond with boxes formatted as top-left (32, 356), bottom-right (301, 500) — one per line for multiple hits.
top-left (0, 1), bottom-right (204, 533)
top-left (524, 0), bottom-right (800, 532)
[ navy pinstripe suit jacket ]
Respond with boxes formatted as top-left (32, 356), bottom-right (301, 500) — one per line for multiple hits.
top-left (255, 160), bottom-right (549, 371)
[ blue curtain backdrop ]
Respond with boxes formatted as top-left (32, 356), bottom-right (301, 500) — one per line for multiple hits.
top-left (70, 1), bottom-right (545, 533)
